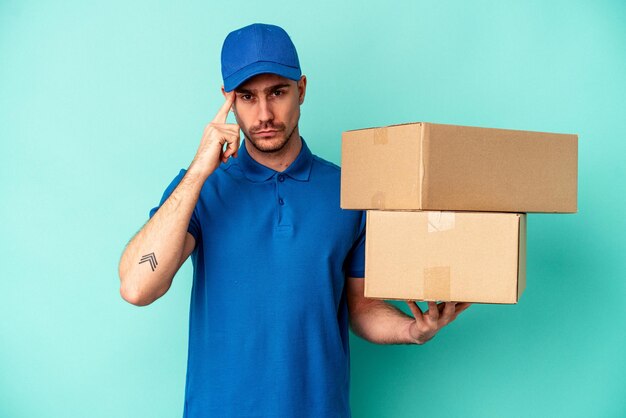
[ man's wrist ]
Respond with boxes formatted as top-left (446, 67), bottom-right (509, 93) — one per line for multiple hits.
top-left (185, 162), bottom-right (214, 186)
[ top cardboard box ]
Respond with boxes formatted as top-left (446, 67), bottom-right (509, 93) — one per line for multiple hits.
top-left (341, 122), bottom-right (578, 213)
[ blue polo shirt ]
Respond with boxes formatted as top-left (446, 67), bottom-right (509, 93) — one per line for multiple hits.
top-left (149, 138), bottom-right (365, 418)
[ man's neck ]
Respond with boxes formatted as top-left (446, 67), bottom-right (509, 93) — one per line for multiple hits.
top-left (245, 130), bottom-right (303, 173)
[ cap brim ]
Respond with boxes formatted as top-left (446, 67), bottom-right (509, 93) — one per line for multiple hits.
top-left (223, 61), bottom-right (302, 92)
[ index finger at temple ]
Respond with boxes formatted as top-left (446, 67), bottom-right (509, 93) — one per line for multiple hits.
top-left (213, 91), bottom-right (235, 123)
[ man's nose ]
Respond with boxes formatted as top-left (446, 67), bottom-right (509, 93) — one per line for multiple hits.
top-left (257, 99), bottom-right (274, 123)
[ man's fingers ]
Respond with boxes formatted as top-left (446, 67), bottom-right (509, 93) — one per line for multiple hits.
top-left (426, 301), bottom-right (439, 322)
top-left (455, 302), bottom-right (472, 314)
top-left (406, 301), bottom-right (424, 321)
top-left (442, 302), bottom-right (456, 320)
top-left (212, 91), bottom-right (236, 123)
top-left (210, 123), bottom-right (240, 137)
top-left (222, 136), bottom-right (240, 161)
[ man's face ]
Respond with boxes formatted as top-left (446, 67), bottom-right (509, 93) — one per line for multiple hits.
top-left (228, 73), bottom-right (306, 153)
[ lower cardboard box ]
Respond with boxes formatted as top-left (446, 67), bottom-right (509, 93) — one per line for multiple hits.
top-left (365, 210), bottom-right (526, 304)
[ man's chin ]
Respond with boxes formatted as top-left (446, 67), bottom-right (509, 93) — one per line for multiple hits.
top-left (247, 135), bottom-right (290, 153)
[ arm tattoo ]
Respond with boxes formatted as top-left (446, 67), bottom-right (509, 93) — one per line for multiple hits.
top-left (139, 252), bottom-right (158, 271)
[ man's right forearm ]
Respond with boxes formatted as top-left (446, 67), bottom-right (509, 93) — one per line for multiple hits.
top-left (119, 91), bottom-right (240, 306)
top-left (118, 169), bottom-right (206, 306)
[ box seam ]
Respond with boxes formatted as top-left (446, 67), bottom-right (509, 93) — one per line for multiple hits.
top-left (419, 123), bottom-right (426, 208)
top-left (364, 212), bottom-right (371, 297)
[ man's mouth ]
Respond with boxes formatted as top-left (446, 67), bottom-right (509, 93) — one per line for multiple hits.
top-left (253, 130), bottom-right (280, 137)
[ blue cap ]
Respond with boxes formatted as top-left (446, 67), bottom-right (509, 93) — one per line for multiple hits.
top-left (221, 23), bottom-right (302, 92)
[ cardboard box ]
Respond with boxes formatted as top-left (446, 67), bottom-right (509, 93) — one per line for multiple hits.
top-left (341, 122), bottom-right (578, 213)
top-left (365, 211), bottom-right (526, 304)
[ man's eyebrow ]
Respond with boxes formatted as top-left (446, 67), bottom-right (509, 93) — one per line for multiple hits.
top-left (234, 83), bottom-right (291, 95)
top-left (264, 83), bottom-right (290, 93)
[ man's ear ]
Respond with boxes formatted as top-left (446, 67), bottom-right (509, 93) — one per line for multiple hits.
top-left (297, 75), bottom-right (307, 105)
top-left (221, 85), bottom-right (227, 97)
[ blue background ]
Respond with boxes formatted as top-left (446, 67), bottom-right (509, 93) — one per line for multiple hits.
top-left (1, 1), bottom-right (624, 417)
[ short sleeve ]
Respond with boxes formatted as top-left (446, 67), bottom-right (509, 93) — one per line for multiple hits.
top-left (344, 210), bottom-right (366, 278)
top-left (148, 168), bottom-right (201, 243)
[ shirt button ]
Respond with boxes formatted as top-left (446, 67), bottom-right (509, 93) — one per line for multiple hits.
top-left (278, 174), bottom-right (285, 182)
top-left (278, 198), bottom-right (284, 205)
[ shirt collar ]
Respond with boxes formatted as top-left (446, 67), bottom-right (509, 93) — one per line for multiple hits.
top-left (235, 136), bottom-right (313, 183)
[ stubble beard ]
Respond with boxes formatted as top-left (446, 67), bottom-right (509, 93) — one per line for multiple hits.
top-left (244, 123), bottom-right (299, 154)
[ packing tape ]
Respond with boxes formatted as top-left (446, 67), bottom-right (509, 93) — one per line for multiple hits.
top-left (427, 211), bottom-right (455, 232)
top-left (423, 266), bottom-right (451, 301)
top-left (373, 128), bottom-right (388, 145)
top-left (371, 191), bottom-right (386, 209)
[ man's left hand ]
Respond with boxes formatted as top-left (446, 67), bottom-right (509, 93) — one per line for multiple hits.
top-left (406, 301), bottom-right (471, 345)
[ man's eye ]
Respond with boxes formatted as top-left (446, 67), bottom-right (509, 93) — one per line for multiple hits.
top-left (272, 90), bottom-right (284, 96)
top-left (241, 94), bottom-right (252, 101)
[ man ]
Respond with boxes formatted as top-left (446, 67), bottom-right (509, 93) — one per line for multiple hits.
top-left (118, 23), bottom-right (470, 417)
